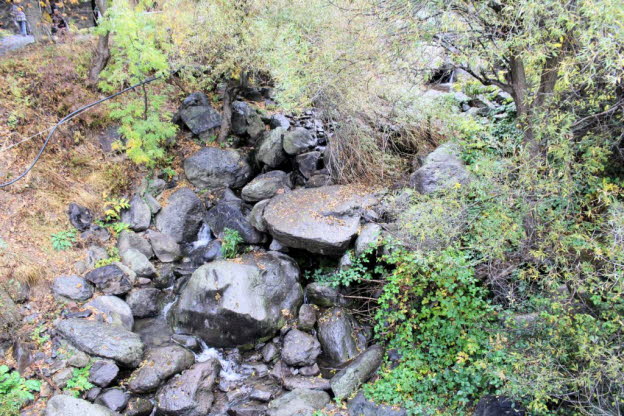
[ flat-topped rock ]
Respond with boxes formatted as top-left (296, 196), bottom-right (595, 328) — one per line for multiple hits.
top-left (262, 185), bottom-right (377, 255)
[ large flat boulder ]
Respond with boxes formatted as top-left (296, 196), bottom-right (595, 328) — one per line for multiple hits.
top-left (184, 147), bottom-right (253, 190)
top-left (45, 395), bottom-right (119, 416)
top-left (263, 185), bottom-right (376, 255)
top-left (267, 389), bottom-right (330, 416)
top-left (56, 319), bottom-right (144, 367)
top-left (155, 188), bottom-right (205, 243)
top-left (170, 252), bottom-right (303, 347)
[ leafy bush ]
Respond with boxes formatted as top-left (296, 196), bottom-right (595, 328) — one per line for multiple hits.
top-left (94, 247), bottom-right (121, 268)
top-left (50, 229), bottom-right (77, 251)
top-left (63, 365), bottom-right (93, 398)
top-left (0, 365), bottom-right (41, 416)
top-left (221, 228), bottom-right (244, 259)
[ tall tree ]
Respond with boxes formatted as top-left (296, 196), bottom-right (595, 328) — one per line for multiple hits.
top-left (88, 0), bottom-right (110, 87)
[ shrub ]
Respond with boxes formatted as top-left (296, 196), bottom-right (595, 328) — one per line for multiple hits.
top-left (221, 228), bottom-right (244, 259)
top-left (50, 229), bottom-right (77, 251)
top-left (63, 365), bottom-right (93, 398)
top-left (0, 365), bottom-right (41, 416)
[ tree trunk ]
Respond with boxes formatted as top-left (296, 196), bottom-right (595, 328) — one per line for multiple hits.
top-left (218, 83), bottom-right (238, 144)
top-left (87, 0), bottom-right (110, 88)
top-left (23, 0), bottom-right (47, 42)
top-left (508, 55), bottom-right (542, 155)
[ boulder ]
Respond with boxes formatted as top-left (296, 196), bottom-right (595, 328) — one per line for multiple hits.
top-left (249, 199), bottom-right (270, 233)
top-left (305, 282), bottom-right (347, 307)
top-left (147, 231), bottom-right (181, 262)
top-left (125, 397), bottom-right (153, 416)
top-left (298, 304), bottom-right (317, 330)
top-left (144, 194), bottom-right (162, 214)
top-left (89, 360), bottom-right (119, 388)
top-left (86, 246), bottom-right (109, 269)
top-left (84, 264), bottom-right (136, 295)
top-left (176, 93), bottom-right (222, 135)
top-left (347, 392), bottom-right (407, 416)
top-left (126, 288), bottom-right (161, 318)
top-left (155, 188), bottom-right (205, 243)
top-left (296, 151), bottom-right (322, 179)
top-left (117, 231), bottom-right (153, 259)
top-left (45, 395), bottom-right (118, 416)
top-left (184, 147), bottom-right (253, 190)
top-left (156, 359), bottom-right (220, 416)
top-left (241, 171), bottom-right (289, 202)
top-left (474, 395), bottom-right (526, 416)
top-left (67, 203), bottom-right (93, 232)
top-left (267, 389), bottom-right (330, 416)
top-left (283, 127), bottom-right (317, 156)
top-left (231, 101), bottom-right (265, 141)
top-left (128, 345), bottom-right (195, 393)
top-left (52, 275), bottom-right (93, 301)
top-left (306, 174), bottom-right (333, 188)
top-left (86, 295), bottom-right (134, 330)
top-left (56, 319), bottom-right (144, 367)
top-left (256, 128), bottom-right (287, 168)
top-left (354, 223), bottom-right (382, 256)
top-left (409, 143), bottom-right (470, 194)
top-left (269, 114), bottom-right (291, 130)
top-left (283, 376), bottom-right (331, 391)
top-left (330, 344), bottom-right (384, 400)
top-left (204, 199), bottom-right (264, 244)
top-left (170, 252), bottom-right (303, 347)
top-left (263, 186), bottom-right (375, 255)
top-left (188, 240), bottom-right (222, 266)
top-left (120, 248), bottom-right (156, 278)
top-left (121, 195), bottom-right (151, 232)
top-left (317, 308), bottom-right (359, 365)
top-left (281, 329), bottom-right (321, 367)
top-left (95, 388), bottom-right (129, 413)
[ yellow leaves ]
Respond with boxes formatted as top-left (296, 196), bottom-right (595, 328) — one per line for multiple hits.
top-left (455, 351), bottom-right (469, 364)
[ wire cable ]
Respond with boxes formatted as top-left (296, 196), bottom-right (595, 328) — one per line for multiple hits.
top-left (0, 75), bottom-right (161, 188)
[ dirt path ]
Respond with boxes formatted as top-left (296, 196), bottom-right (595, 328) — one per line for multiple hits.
top-left (0, 34), bottom-right (35, 56)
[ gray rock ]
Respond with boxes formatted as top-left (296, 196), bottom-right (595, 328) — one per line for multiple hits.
top-left (409, 143), bottom-right (470, 194)
top-left (232, 101), bottom-right (265, 141)
top-left (347, 392), bottom-right (407, 416)
top-left (124, 397), bottom-right (153, 416)
top-left (184, 147), bottom-right (253, 190)
top-left (144, 194), bottom-right (162, 215)
top-left (56, 319), bottom-right (144, 367)
top-left (263, 186), bottom-right (376, 255)
top-left (305, 174), bottom-right (333, 188)
top-left (249, 199), bottom-right (270, 233)
top-left (330, 344), bottom-right (384, 400)
top-left (299, 364), bottom-right (320, 377)
top-left (204, 199), bottom-right (264, 244)
top-left (241, 171), bottom-right (289, 202)
top-left (256, 128), bottom-right (287, 168)
top-left (156, 188), bottom-right (206, 243)
top-left (147, 231), bottom-right (181, 262)
top-left (87, 246), bottom-right (109, 269)
top-left (354, 223), bottom-right (382, 256)
top-left (52, 275), bottom-right (93, 301)
top-left (269, 114), bottom-right (291, 130)
top-left (188, 240), bottom-right (222, 266)
top-left (0, 290), bottom-right (19, 342)
top-left (170, 252), bottom-right (303, 347)
top-left (269, 238), bottom-right (288, 252)
top-left (296, 151), bottom-right (321, 179)
top-left (338, 251), bottom-right (353, 270)
top-left (156, 359), bottom-right (220, 416)
top-left (154, 263), bottom-right (175, 289)
top-left (64, 344), bottom-right (91, 368)
top-left (267, 388), bottom-right (330, 416)
top-left (96, 388), bottom-right (129, 412)
top-left (229, 401), bottom-right (269, 415)
top-left (305, 283), bottom-right (347, 307)
top-left (84, 264), bottom-right (136, 295)
top-left (120, 248), bottom-right (156, 278)
top-left (473, 395), bottom-right (526, 416)
top-left (117, 231), bottom-right (153, 259)
top-left (45, 395), bottom-right (119, 416)
top-left (128, 345), bottom-right (195, 393)
top-left (86, 295), bottom-right (134, 330)
top-left (262, 343), bottom-right (279, 363)
top-left (89, 360), bottom-right (119, 388)
top-left (298, 304), bottom-right (317, 330)
top-left (67, 203), bottom-right (93, 232)
top-left (283, 128), bottom-right (317, 156)
top-left (126, 288), bottom-right (161, 318)
top-left (121, 195), bottom-right (151, 232)
top-left (283, 375), bottom-right (330, 391)
top-left (317, 308), bottom-right (359, 365)
top-left (178, 102), bottom-right (222, 136)
top-left (52, 367), bottom-right (74, 388)
top-left (281, 329), bottom-right (321, 367)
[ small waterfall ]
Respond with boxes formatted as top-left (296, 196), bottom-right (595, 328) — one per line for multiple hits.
top-left (196, 340), bottom-right (245, 382)
top-left (161, 299), bottom-right (175, 319)
top-left (192, 223), bottom-right (212, 249)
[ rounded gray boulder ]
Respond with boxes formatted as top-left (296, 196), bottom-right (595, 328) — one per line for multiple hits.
top-left (184, 147), bottom-right (253, 189)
